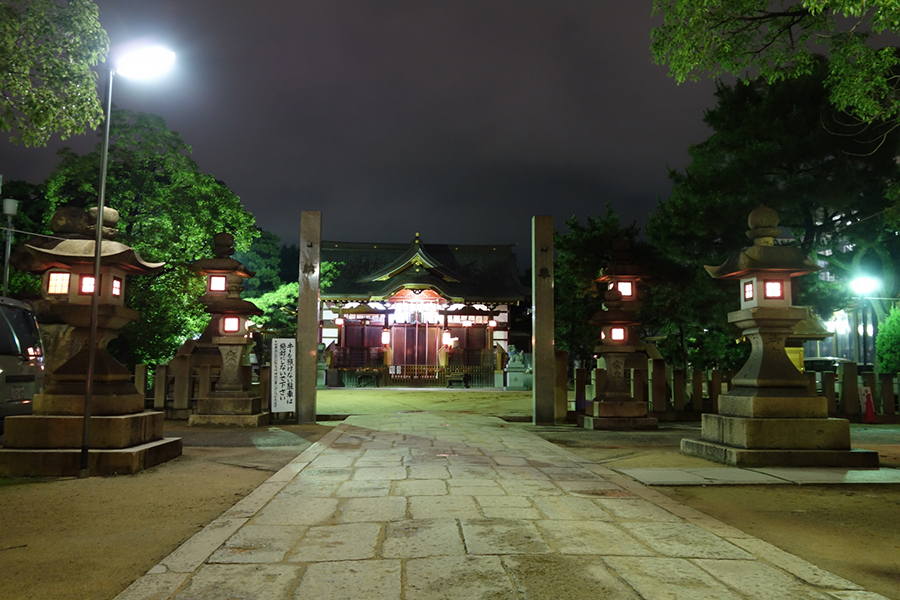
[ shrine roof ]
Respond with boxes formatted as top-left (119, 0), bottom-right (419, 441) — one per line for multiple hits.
top-left (320, 237), bottom-right (527, 303)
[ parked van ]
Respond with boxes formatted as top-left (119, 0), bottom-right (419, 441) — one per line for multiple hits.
top-left (0, 297), bottom-right (44, 433)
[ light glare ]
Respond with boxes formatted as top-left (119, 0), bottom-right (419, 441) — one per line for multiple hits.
top-left (116, 46), bottom-right (175, 79)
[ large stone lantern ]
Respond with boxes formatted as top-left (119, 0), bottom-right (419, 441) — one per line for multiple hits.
top-left (187, 232), bottom-right (266, 426)
top-left (581, 285), bottom-right (658, 430)
top-left (0, 206), bottom-right (182, 476)
top-left (681, 205), bottom-right (878, 467)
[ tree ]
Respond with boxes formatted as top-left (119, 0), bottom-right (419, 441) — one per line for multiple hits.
top-left (876, 304), bottom-right (900, 373)
top-left (651, 1), bottom-right (900, 127)
top-left (250, 262), bottom-right (342, 336)
top-left (1, 0), bottom-right (108, 146)
top-left (234, 228), bottom-right (284, 298)
top-left (648, 64), bottom-right (900, 325)
top-left (42, 110), bottom-right (258, 366)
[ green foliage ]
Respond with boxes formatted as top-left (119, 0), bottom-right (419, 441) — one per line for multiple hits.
top-left (651, 1), bottom-right (900, 125)
top-left (876, 304), bottom-right (900, 373)
top-left (553, 206), bottom-right (639, 361)
top-left (234, 228), bottom-right (283, 298)
top-left (0, 0), bottom-right (108, 146)
top-left (648, 64), bottom-right (900, 326)
top-left (43, 110), bottom-right (258, 367)
top-left (250, 262), bottom-right (342, 336)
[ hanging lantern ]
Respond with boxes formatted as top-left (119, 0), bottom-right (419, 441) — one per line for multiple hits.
top-left (381, 327), bottom-right (391, 345)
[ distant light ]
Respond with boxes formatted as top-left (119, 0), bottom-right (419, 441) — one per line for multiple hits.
top-left (334, 317), bottom-right (344, 326)
top-left (850, 276), bottom-right (880, 296)
top-left (116, 46), bottom-right (175, 79)
top-left (381, 328), bottom-right (391, 345)
top-left (488, 319), bottom-right (497, 328)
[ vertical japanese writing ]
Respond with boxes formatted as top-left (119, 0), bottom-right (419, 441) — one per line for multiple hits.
top-left (271, 338), bottom-right (296, 413)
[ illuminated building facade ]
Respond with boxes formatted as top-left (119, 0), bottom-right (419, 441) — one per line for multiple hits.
top-left (319, 234), bottom-right (527, 385)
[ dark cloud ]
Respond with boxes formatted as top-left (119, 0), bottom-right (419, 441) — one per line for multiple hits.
top-left (0, 0), bottom-right (717, 263)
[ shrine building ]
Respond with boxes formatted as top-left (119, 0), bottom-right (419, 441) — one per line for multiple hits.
top-left (319, 233), bottom-right (527, 387)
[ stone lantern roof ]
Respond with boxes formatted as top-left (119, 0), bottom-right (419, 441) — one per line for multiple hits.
top-left (24, 206), bottom-right (164, 274)
top-left (704, 205), bottom-right (819, 279)
top-left (588, 287), bottom-right (638, 329)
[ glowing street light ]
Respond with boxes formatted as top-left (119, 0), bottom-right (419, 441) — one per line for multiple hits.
top-left (850, 276), bottom-right (880, 297)
top-left (81, 45), bottom-right (175, 477)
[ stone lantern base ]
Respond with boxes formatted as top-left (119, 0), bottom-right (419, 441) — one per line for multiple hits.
top-left (187, 337), bottom-right (268, 427)
top-left (681, 391), bottom-right (879, 467)
top-left (579, 348), bottom-right (658, 431)
top-left (681, 308), bottom-right (879, 468)
top-left (0, 346), bottom-right (182, 477)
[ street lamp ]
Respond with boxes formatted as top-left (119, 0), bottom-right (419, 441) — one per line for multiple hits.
top-left (2, 197), bottom-right (18, 296)
top-left (849, 276), bottom-right (881, 367)
top-left (81, 46), bottom-right (174, 477)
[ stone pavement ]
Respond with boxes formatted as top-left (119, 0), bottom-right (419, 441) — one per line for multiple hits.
top-left (115, 413), bottom-right (889, 600)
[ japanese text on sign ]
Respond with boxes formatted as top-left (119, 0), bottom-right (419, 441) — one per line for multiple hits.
top-left (271, 338), bottom-right (296, 413)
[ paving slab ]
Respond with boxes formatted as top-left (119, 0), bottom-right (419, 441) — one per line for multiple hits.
top-left (114, 412), bottom-right (886, 600)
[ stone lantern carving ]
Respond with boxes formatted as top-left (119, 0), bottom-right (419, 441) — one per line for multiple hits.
top-left (681, 205), bottom-right (878, 467)
top-left (0, 206), bottom-right (182, 476)
top-left (186, 232), bottom-right (266, 426)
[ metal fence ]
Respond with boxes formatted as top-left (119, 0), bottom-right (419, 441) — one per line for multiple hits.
top-left (374, 365), bottom-right (496, 388)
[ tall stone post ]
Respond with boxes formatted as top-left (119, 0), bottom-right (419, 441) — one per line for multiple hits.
top-left (297, 211), bottom-right (321, 424)
top-left (532, 215), bottom-right (555, 425)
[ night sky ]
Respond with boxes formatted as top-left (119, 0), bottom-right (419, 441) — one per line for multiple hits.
top-left (0, 1), bottom-right (717, 261)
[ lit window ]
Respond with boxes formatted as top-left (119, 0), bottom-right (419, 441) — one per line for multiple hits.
top-left (112, 277), bottom-right (123, 297)
top-left (223, 317), bottom-right (241, 333)
top-left (47, 272), bottom-right (70, 295)
top-left (617, 281), bottom-right (633, 297)
top-left (79, 275), bottom-right (96, 295)
top-left (610, 327), bottom-right (626, 341)
top-left (764, 280), bottom-right (784, 299)
top-left (209, 275), bottom-right (227, 292)
top-left (744, 281), bottom-right (754, 301)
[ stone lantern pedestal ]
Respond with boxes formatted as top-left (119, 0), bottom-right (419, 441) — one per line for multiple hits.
top-left (0, 207), bottom-right (182, 477)
top-left (681, 205), bottom-right (878, 467)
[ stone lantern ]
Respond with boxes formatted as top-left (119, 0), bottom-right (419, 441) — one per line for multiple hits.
top-left (581, 284), bottom-right (658, 430)
top-left (186, 232), bottom-right (266, 426)
top-left (0, 206), bottom-right (182, 476)
top-left (681, 205), bottom-right (878, 467)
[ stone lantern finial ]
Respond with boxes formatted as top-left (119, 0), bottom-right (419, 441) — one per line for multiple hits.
top-left (745, 204), bottom-right (780, 246)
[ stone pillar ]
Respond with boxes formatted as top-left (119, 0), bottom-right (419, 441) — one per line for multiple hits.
top-left (532, 215), bottom-right (555, 425)
top-left (297, 211), bottom-right (321, 424)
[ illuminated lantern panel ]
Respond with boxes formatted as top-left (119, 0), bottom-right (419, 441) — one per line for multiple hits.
top-left (209, 275), bottom-right (227, 292)
top-left (617, 281), bottom-right (633, 298)
top-left (442, 329), bottom-right (452, 346)
top-left (610, 327), bottom-right (626, 341)
top-left (223, 316), bottom-right (241, 333)
top-left (80, 275), bottom-right (96, 295)
top-left (47, 272), bottom-right (70, 295)
top-left (112, 277), bottom-right (123, 297)
top-left (764, 280), bottom-right (784, 300)
top-left (743, 281), bottom-right (754, 301)
top-left (381, 328), bottom-right (391, 345)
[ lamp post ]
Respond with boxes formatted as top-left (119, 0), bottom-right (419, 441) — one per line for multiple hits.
top-left (849, 276), bottom-right (881, 368)
top-left (80, 46), bottom-right (174, 477)
top-left (2, 197), bottom-right (17, 296)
